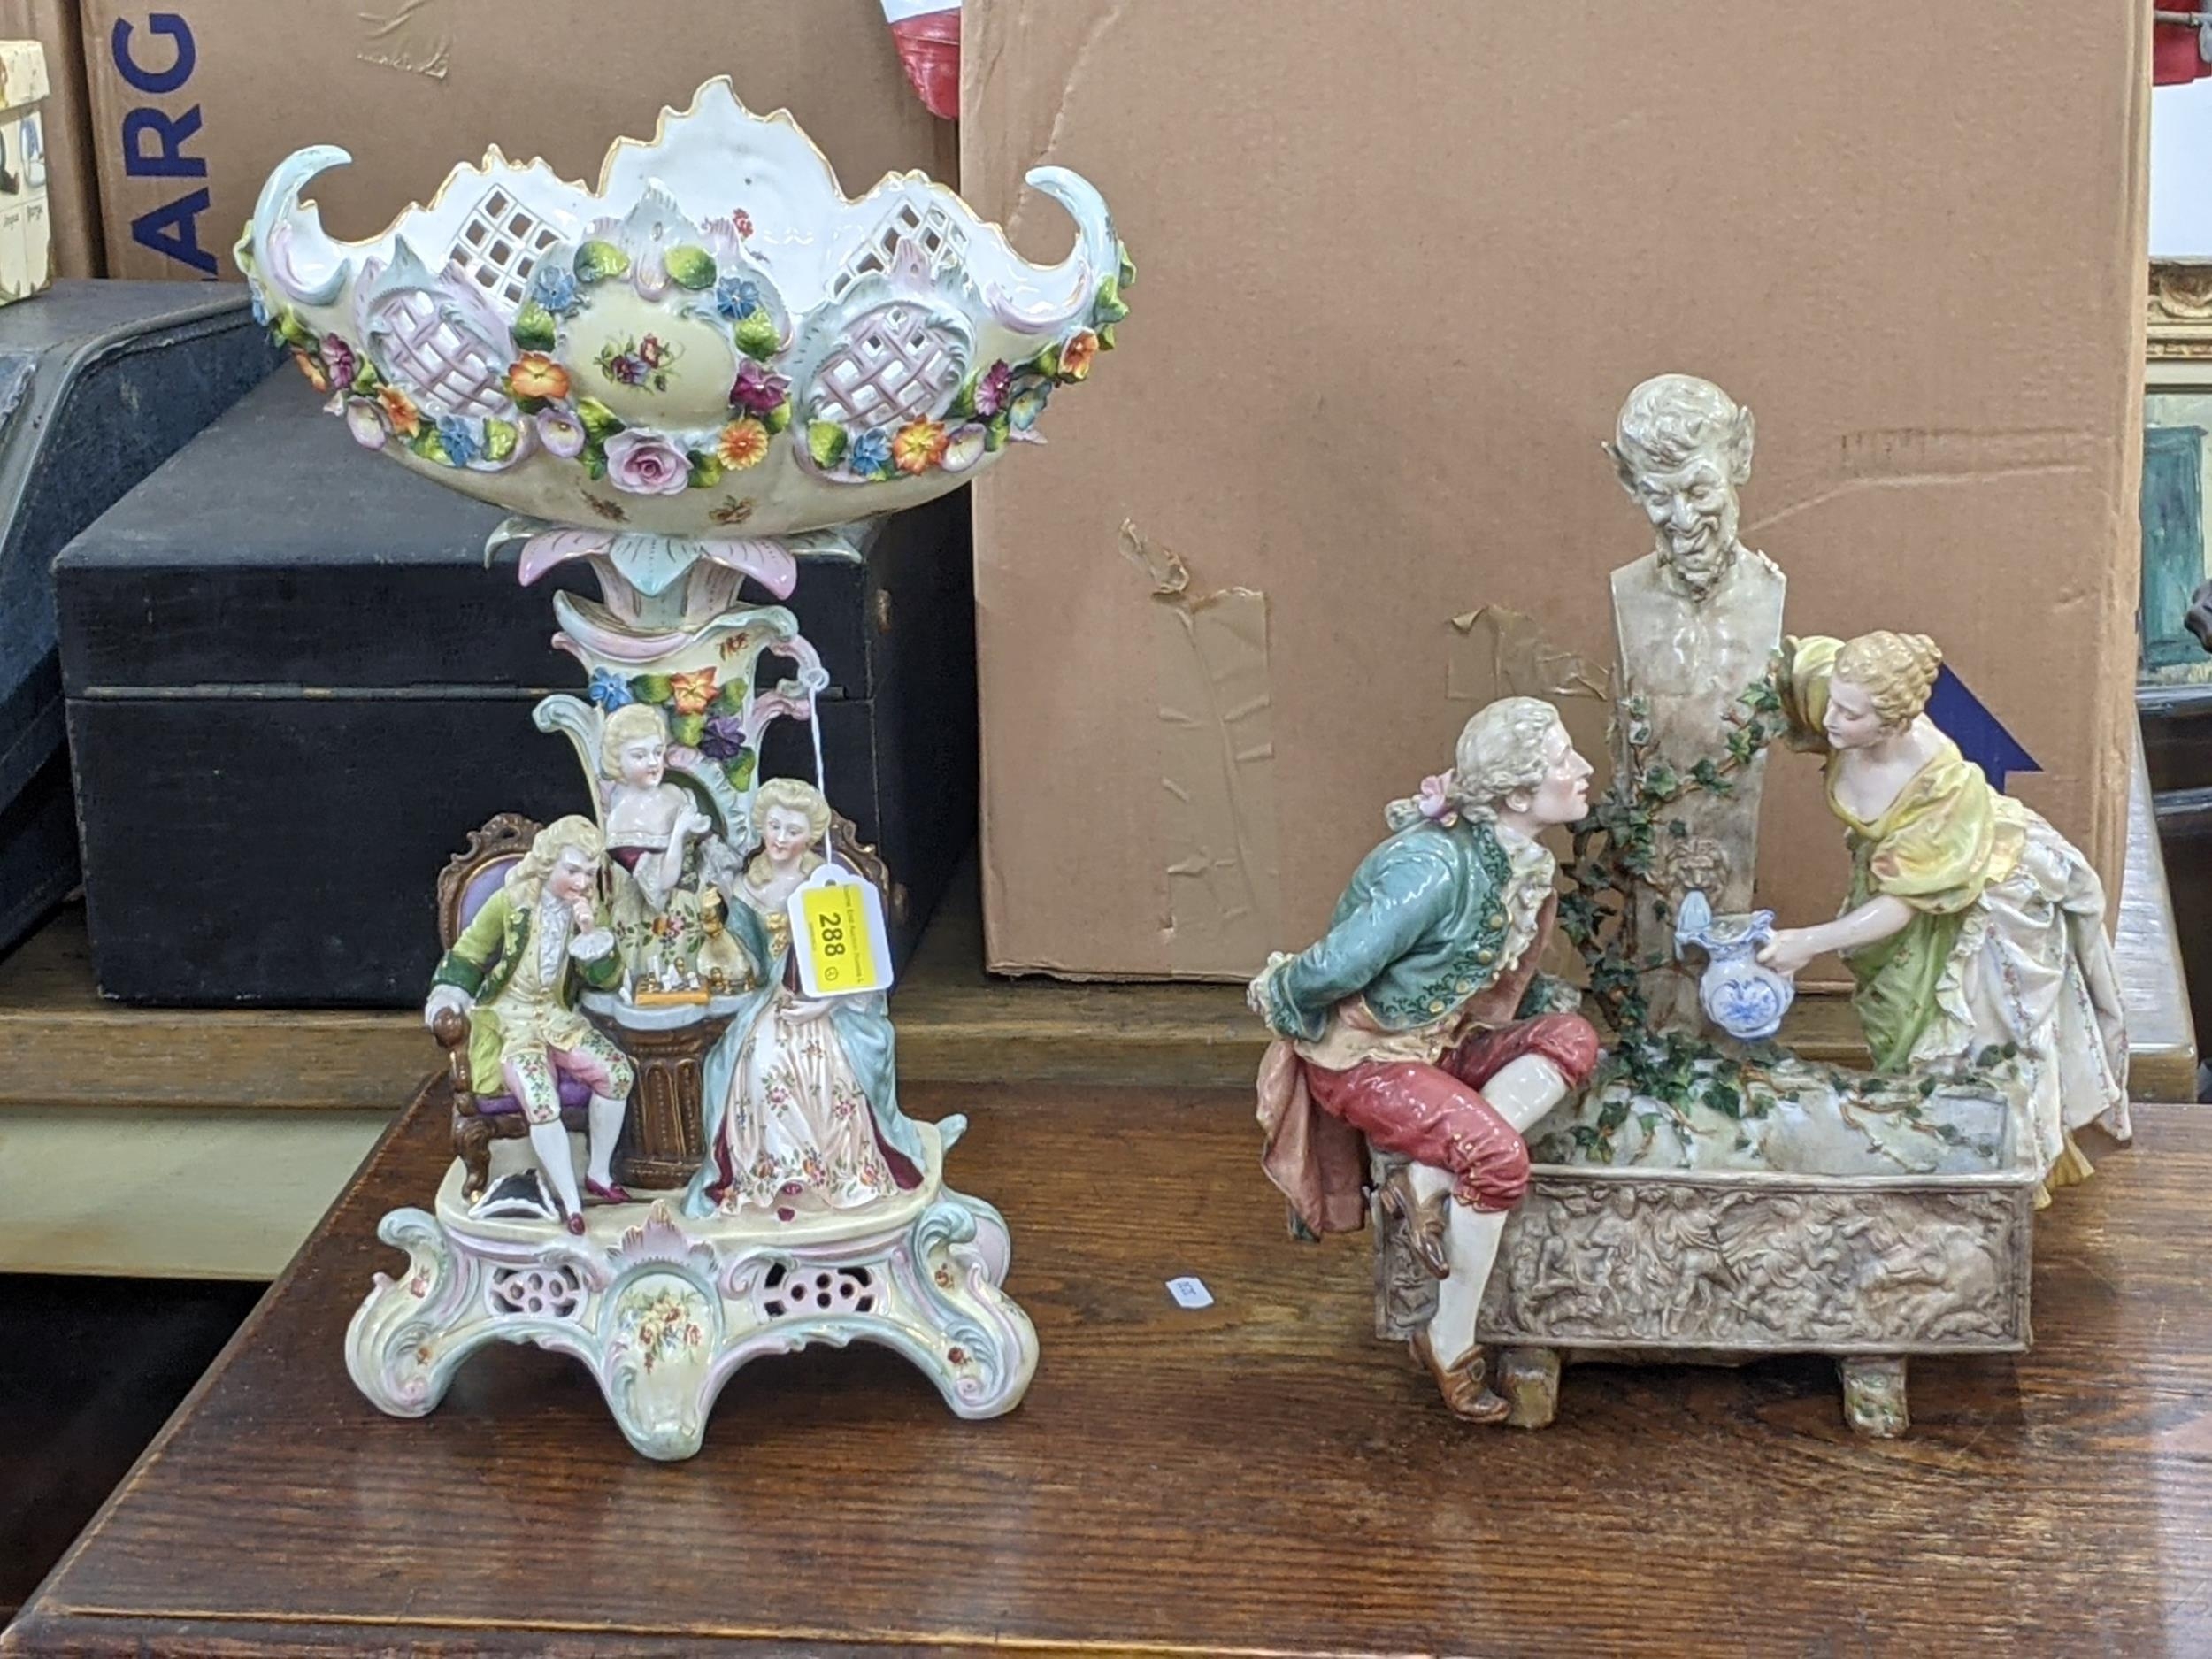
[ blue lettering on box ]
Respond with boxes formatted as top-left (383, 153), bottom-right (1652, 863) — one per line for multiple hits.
top-left (122, 106), bottom-right (204, 177)
top-left (132, 189), bottom-right (216, 275)
top-left (110, 14), bottom-right (214, 275)
top-left (112, 13), bottom-right (194, 95)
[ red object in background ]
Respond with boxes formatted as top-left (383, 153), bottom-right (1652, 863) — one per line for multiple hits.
top-left (884, 0), bottom-right (961, 121)
top-left (2158, 3), bottom-right (2211, 84)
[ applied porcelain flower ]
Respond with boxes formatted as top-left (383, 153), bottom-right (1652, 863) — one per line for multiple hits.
top-left (604, 428), bottom-right (691, 495)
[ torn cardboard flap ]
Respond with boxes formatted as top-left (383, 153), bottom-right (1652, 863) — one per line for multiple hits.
top-left (355, 0), bottom-right (452, 80)
top-left (1123, 522), bottom-right (1279, 978)
top-left (1447, 603), bottom-right (1616, 799)
top-left (1447, 603), bottom-right (1611, 703)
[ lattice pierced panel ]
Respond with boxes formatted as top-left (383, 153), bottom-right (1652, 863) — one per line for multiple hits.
top-left (448, 188), bottom-right (561, 308)
top-left (810, 301), bottom-right (966, 431)
top-left (828, 200), bottom-right (972, 301)
top-left (366, 289), bottom-right (510, 419)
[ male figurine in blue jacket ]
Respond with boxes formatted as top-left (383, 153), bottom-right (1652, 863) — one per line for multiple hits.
top-left (1250, 695), bottom-right (1601, 1422)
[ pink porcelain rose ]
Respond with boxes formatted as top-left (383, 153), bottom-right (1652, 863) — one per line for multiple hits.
top-left (603, 428), bottom-right (692, 495)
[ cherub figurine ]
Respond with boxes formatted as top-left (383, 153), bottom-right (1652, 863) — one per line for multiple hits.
top-left (1756, 631), bottom-right (2131, 1198)
top-left (425, 816), bottom-right (637, 1233)
top-left (600, 703), bottom-right (718, 991)
top-left (1248, 696), bottom-right (1601, 1422)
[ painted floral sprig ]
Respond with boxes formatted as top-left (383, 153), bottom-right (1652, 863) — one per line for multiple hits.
top-left (503, 238), bottom-right (795, 495)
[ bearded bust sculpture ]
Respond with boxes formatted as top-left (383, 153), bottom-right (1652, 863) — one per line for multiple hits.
top-left (1605, 374), bottom-right (1788, 1032)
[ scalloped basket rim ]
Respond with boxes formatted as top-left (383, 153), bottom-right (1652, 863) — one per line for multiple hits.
top-left (287, 75), bottom-right (1072, 284)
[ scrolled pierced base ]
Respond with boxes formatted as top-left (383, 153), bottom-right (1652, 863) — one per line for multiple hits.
top-left (344, 1121), bottom-right (1037, 1460)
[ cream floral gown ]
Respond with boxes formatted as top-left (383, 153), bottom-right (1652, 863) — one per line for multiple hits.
top-left (708, 879), bottom-right (898, 1212)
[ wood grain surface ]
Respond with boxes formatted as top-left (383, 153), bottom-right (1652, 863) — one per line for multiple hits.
top-left (6, 1080), bottom-right (2208, 1657)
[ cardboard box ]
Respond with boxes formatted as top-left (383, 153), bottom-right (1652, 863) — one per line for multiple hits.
top-left (0, 39), bottom-right (51, 300)
top-left (964, 0), bottom-right (2148, 979)
top-left (82, 0), bottom-right (955, 281)
top-left (0, 0), bottom-right (97, 278)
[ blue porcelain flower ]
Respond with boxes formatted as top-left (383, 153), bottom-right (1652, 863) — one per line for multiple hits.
top-left (714, 276), bottom-right (763, 321)
top-left (435, 416), bottom-right (480, 467)
top-left (530, 263), bottom-right (582, 317)
top-left (848, 427), bottom-right (894, 478)
top-left (250, 288), bottom-right (270, 326)
top-left (588, 669), bottom-right (636, 710)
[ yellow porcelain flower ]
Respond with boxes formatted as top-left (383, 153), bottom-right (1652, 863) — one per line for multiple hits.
top-left (378, 386), bottom-right (422, 438)
top-left (892, 419), bottom-right (948, 476)
top-left (1057, 329), bottom-right (1100, 382)
top-left (508, 351), bottom-right (571, 402)
top-left (291, 349), bottom-right (330, 395)
top-left (670, 669), bottom-right (718, 716)
top-left (716, 417), bottom-right (770, 471)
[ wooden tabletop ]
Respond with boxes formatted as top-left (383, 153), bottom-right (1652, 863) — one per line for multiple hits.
top-left (8, 1080), bottom-right (2208, 1657)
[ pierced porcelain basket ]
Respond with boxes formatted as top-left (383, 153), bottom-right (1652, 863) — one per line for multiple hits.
top-left (238, 79), bottom-right (1127, 856)
top-left (241, 77), bottom-right (1125, 556)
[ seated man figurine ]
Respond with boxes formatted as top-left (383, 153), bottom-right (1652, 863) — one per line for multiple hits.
top-left (425, 815), bottom-right (637, 1233)
top-left (1248, 696), bottom-right (1601, 1423)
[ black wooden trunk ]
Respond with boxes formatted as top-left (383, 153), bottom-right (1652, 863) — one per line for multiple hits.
top-left (56, 373), bottom-right (975, 1005)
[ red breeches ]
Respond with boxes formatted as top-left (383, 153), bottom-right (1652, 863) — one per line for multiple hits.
top-left (1302, 1012), bottom-right (1599, 1213)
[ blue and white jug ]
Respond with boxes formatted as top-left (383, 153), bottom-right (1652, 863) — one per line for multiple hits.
top-left (1672, 889), bottom-right (1794, 1041)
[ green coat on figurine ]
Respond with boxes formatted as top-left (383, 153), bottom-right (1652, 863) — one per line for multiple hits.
top-left (1255, 814), bottom-right (1571, 1043)
top-left (434, 881), bottom-right (624, 1097)
top-left (422, 815), bottom-right (637, 1234)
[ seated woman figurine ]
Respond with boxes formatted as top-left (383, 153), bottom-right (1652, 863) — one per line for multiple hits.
top-left (599, 703), bottom-right (717, 991)
top-left (1756, 631), bottom-right (2131, 1198)
top-left (682, 778), bottom-right (926, 1219)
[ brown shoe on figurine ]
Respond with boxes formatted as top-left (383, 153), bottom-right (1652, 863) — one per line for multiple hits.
top-left (1409, 1327), bottom-right (1509, 1425)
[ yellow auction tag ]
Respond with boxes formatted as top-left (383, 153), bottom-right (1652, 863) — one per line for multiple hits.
top-left (788, 866), bottom-right (893, 999)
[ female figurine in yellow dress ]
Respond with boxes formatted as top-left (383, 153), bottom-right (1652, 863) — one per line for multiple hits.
top-left (1755, 631), bottom-right (2130, 1196)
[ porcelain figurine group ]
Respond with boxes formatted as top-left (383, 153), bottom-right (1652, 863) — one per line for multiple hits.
top-left (247, 81), bottom-right (1128, 1458)
top-left (1253, 373), bottom-right (2129, 1436)
top-left (424, 778), bottom-right (915, 1240)
top-left (248, 84), bottom-right (2125, 1455)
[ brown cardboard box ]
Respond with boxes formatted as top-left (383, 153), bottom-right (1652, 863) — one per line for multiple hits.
top-left (964, 0), bottom-right (2148, 979)
top-left (81, 0), bottom-right (954, 280)
top-left (0, 0), bottom-right (97, 277)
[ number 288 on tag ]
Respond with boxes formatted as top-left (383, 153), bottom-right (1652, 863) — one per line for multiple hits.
top-left (789, 868), bottom-right (893, 999)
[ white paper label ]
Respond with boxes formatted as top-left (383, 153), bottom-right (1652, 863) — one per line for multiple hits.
top-left (1165, 1276), bottom-right (1214, 1310)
